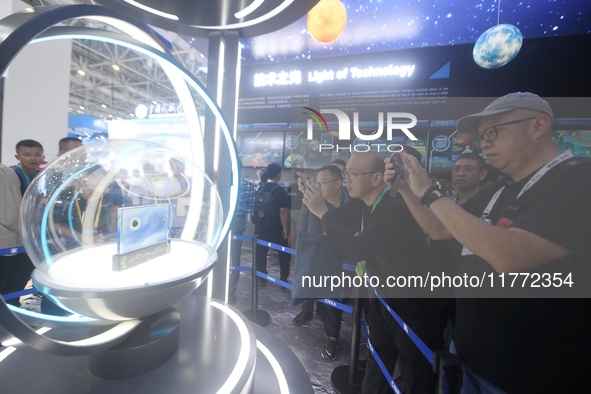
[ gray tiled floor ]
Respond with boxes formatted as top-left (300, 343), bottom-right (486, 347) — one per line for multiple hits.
top-left (15, 241), bottom-right (368, 393)
top-left (230, 242), bottom-right (369, 393)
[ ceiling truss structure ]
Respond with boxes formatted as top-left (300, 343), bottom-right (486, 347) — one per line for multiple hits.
top-left (21, 0), bottom-right (209, 120)
top-left (68, 35), bottom-right (208, 120)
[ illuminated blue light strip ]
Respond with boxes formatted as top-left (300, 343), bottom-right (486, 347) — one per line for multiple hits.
top-left (31, 33), bottom-right (239, 251)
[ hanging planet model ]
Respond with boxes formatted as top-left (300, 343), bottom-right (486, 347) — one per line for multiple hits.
top-left (473, 24), bottom-right (523, 69)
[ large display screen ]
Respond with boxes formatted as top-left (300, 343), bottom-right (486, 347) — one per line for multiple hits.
top-left (427, 130), bottom-right (480, 174)
top-left (237, 130), bottom-right (285, 168)
top-left (236, 34), bottom-right (591, 173)
top-left (553, 130), bottom-right (591, 158)
top-left (351, 126), bottom-right (429, 167)
top-left (552, 118), bottom-right (591, 159)
top-left (283, 129), bottom-right (344, 169)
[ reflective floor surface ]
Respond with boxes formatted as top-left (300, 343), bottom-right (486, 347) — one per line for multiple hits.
top-left (15, 240), bottom-right (369, 393)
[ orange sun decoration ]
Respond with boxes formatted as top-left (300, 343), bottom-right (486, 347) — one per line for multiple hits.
top-left (307, 0), bottom-right (347, 44)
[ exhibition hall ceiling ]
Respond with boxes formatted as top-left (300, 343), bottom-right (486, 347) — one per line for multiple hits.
top-left (67, 28), bottom-right (209, 120)
top-left (21, 0), bottom-right (212, 120)
top-left (17, 0), bottom-right (591, 120)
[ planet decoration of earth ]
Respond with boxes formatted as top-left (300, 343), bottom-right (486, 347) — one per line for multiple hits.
top-left (473, 24), bottom-right (523, 69)
top-left (307, 0), bottom-right (347, 44)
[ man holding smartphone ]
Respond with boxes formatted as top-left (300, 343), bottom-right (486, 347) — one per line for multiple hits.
top-left (293, 165), bottom-right (348, 361)
top-left (301, 150), bottom-right (445, 394)
top-left (385, 92), bottom-right (591, 393)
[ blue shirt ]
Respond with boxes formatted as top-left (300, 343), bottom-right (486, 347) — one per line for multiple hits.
top-left (235, 177), bottom-right (255, 218)
top-left (11, 164), bottom-right (39, 196)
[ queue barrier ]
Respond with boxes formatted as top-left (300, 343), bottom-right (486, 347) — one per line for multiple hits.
top-left (231, 234), bottom-right (460, 393)
top-left (0, 246), bottom-right (37, 302)
top-left (361, 315), bottom-right (402, 394)
top-left (1, 288), bottom-right (38, 302)
top-left (3, 238), bottom-right (459, 393)
top-left (0, 246), bottom-right (26, 256)
top-left (231, 235), bottom-right (354, 314)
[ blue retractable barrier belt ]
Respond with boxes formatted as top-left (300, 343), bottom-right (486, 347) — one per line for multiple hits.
top-left (361, 314), bottom-right (403, 394)
top-left (0, 246), bottom-right (26, 256)
top-left (373, 288), bottom-right (435, 366)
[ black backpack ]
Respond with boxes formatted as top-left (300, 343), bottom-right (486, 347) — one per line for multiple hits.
top-left (251, 182), bottom-right (281, 228)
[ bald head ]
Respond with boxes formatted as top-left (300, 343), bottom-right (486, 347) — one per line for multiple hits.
top-left (352, 150), bottom-right (385, 173)
top-left (345, 151), bottom-right (386, 203)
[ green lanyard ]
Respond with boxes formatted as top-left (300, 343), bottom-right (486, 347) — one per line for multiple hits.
top-left (355, 186), bottom-right (389, 277)
top-left (452, 191), bottom-right (477, 206)
top-left (15, 164), bottom-right (35, 189)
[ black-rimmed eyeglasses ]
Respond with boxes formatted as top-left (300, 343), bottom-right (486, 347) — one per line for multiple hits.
top-left (314, 179), bottom-right (339, 186)
top-left (18, 152), bottom-right (44, 159)
top-left (473, 116), bottom-right (537, 145)
top-left (343, 170), bottom-right (377, 180)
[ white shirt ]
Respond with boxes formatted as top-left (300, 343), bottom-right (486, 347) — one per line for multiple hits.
top-left (0, 164), bottom-right (23, 249)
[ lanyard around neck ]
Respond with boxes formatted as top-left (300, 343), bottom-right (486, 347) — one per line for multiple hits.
top-left (16, 164), bottom-right (35, 188)
top-left (453, 191), bottom-right (477, 206)
top-left (356, 186), bottom-right (390, 278)
top-left (361, 186), bottom-right (389, 232)
top-left (481, 151), bottom-right (573, 219)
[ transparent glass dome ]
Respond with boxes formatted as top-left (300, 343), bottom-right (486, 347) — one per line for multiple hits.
top-left (20, 140), bottom-right (222, 321)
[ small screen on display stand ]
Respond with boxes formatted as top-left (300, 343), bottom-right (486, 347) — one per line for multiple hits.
top-left (113, 204), bottom-right (171, 271)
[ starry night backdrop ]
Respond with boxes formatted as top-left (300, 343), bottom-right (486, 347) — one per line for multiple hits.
top-left (240, 0), bottom-right (591, 63)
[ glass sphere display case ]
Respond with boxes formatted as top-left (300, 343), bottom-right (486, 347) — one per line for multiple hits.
top-left (0, 5), bottom-right (314, 393)
top-left (0, 3), bottom-right (239, 360)
top-left (21, 140), bottom-right (222, 321)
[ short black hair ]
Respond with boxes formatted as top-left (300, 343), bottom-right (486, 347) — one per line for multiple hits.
top-left (481, 163), bottom-right (501, 185)
top-left (399, 145), bottom-right (422, 162)
top-left (16, 139), bottom-right (43, 152)
top-left (317, 165), bottom-right (343, 180)
top-left (266, 163), bottom-right (282, 180)
top-left (330, 158), bottom-right (347, 167)
top-left (58, 137), bottom-right (81, 151)
top-left (455, 153), bottom-right (486, 170)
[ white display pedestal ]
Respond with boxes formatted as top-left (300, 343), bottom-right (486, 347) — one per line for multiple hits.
top-left (0, 294), bottom-right (313, 393)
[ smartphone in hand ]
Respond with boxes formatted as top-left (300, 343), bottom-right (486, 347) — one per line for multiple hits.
top-left (301, 175), bottom-right (309, 190)
top-left (390, 152), bottom-right (404, 197)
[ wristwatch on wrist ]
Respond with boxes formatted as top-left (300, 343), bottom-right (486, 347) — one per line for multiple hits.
top-left (424, 189), bottom-right (446, 207)
top-left (420, 181), bottom-right (447, 207)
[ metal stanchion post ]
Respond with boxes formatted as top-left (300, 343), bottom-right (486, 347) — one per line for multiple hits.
top-left (434, 351), bottom-right (463, 394)
top-left (331, 286), bottom-right (364, 393)
top-left (242, 235), bottom-right (270, 326)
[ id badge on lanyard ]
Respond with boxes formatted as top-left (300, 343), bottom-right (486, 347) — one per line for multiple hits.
top-left (461, 152), bottom-right (573, 257)
top-left (355, 187), bottom-right (389, 277)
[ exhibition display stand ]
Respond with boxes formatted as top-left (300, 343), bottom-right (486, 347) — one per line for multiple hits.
top-left (0, 293), bottom-right (313, 393)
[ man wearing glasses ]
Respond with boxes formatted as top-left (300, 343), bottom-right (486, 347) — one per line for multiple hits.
top-left (385, 92), bottom-right (591, 393)
top-left (293, 165), bottom-right (348, 361)
top-left (451, 153), bottom-right (488, 206)
top-left (3, 140), bottom-right (43, 308)
top-left (11, 139), bottom-right (45, 195)
top-left (302, 150), bottom-right (445, 393)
